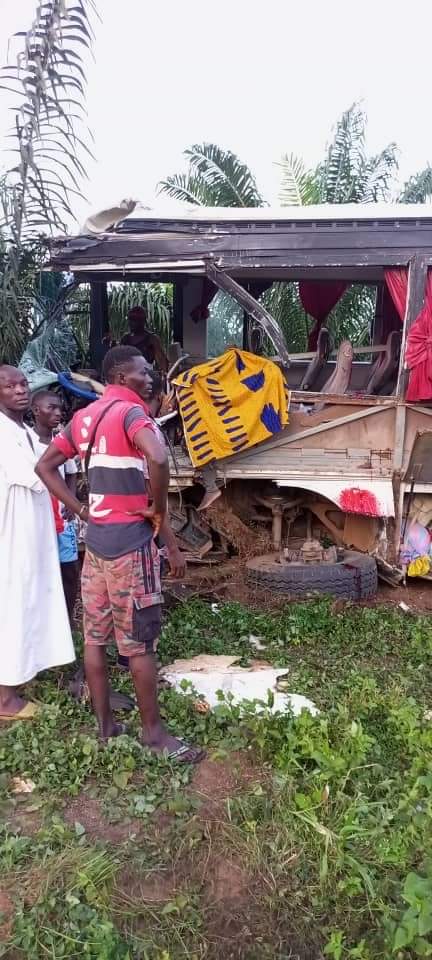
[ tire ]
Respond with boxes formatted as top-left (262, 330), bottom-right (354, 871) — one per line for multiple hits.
top-left (246, 550), bottom-right (378, 600)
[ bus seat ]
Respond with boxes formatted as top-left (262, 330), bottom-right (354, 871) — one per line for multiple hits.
top-left (300, 327), bottom-right (331, 391)
top-left (320, 339), bottom-right (354, 396)
top-left (365, 330), bottom-right (402, 396)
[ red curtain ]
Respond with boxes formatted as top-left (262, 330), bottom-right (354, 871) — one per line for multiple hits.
top-left (405, 270), bottom-right (432, 402)
top-left (378, 284), bottom-right (403, 340)
top-left (384, 268), bottom-right (408, 321)
top-left (384, 267), bottom-right (432, 402)
top-left (299, 281), bottom-right (348, 350)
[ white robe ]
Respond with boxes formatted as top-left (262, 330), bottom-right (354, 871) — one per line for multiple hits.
top-left (0, 412), bottom-right (75, 685)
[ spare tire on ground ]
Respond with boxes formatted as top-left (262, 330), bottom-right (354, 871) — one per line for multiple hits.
top-left (246, 550), bottom-right (377, 600)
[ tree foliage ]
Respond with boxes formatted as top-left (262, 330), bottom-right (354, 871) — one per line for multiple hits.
top-left (277, 153), bottom-right (319, 207)
top-left (67, 282), bottom-right (174, 365)
top-left (315, 104), bottom-right (398, 204)
top-left (163, 107), bottom-right (400, 354)
top-left (400, 166), bottom-right (432, 203)
top-left (0, 0), bottom-right (96, 365)
top-left (159, 143), bottom-right (263, 208)
top-left (108, 282), bottom-right (173, 348)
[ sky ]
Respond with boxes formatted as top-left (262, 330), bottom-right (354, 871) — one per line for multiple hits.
top-left (1, 0), bottom-right (432, 228)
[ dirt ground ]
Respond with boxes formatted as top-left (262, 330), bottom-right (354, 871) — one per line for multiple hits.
top-left (166, 557), bottom-right (432, 614)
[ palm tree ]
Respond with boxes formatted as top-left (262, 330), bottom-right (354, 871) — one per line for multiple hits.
top-left (159, 143), bottom-right (264, 355)
top-left (159, 107), bottom-right (431, 356)
top-left (272, 105), bottom-right (401, 349)
top-left (399, 167), bottom-right (432, 203)
top-left (159, 143), bottom-right (264, 208)
top-left (0, 0), bottom-right (96, 365)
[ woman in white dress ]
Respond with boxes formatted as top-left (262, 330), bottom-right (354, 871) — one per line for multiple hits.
top-left (0, 365), bottom-right (75, 719)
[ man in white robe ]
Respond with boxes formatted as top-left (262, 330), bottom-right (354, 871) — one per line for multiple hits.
top-left (0, 365), bottom-right (75, 719)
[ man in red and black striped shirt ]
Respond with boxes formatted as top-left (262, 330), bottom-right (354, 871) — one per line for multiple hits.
top-left (36, 347), bottom-right (203, 764)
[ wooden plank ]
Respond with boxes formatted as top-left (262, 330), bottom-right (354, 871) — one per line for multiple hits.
top-left (205, 262), bottom-right (290, 366)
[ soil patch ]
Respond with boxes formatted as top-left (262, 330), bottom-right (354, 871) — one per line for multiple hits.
top-left (115, 865), bottom-right (177, 905)
top-left (2, 804), bottom-right (43, 838)
top-left (0, 887), bottom-right (14, 942)
top-left (63, 795), bottom-right (142, 844)
top-left (205, 854), bottom-right (249, 904)
top-left (190, 752), bottom-right (263, 820)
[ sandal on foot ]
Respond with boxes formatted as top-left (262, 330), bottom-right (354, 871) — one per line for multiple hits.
top-left (167, 743), bottom-right (205, 765)
top-left (0, 702), bottom-right (40, 721)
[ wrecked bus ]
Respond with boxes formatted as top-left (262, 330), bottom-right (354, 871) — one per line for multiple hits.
top-left (47, 203), bottom-right (432, 597)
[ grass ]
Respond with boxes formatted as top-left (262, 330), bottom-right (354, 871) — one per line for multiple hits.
top-left (2, 597), bottom-right (432, 957)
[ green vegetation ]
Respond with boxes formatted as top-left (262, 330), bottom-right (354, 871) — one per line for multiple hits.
top-left (0, 0), bottom-right (96, 365)
top-left (2, 598), bottom-right (432, 958)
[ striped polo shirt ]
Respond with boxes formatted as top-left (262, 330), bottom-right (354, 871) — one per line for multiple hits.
top-left (53, 385), bottom-right (157, 559)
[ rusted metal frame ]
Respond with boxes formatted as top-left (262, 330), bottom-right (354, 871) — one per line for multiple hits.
top-left (222, 403), bottom-right (395, 459)
top-left (205, 261), bottom-right (290, 366)
top-left (292, 346), bottom-right (387, 360)
top-left (291, 391), bottom-right (393, 406)
top-left (396, 255), bottom-right (429, 396)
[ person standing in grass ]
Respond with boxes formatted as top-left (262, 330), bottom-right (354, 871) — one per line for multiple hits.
top-left (36, 346), bottom-right (203, 763)
top-left (31, 390), bottom-right (80, 623)
top-left (0, 366), bottom-right (75, 720)
top-left (116, 368), bottom-right (186, 671)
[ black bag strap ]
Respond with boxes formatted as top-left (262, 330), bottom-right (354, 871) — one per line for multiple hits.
top-left (84, 399), bottom-right (121, 477)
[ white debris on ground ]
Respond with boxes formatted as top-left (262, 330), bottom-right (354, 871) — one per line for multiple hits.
top-left (162, 654), bottom-right (318, 716)
top-left (11, 777), bottom-right (36, 794)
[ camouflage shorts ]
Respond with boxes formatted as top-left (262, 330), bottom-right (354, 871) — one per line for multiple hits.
top-left (81, 540), bottom-right (162, 657)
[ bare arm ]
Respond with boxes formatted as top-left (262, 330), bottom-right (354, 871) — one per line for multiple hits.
top-left (133, 426), bottom-right (169, 528)
top-left (65, 472), bottom-right (77, 498)
top-left (36, 445), bottom-right (86, 519)
top-left (160, 516), bottom-right (186, 579)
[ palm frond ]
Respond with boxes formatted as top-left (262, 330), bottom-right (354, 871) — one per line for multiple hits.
top-left (327, 286), bottom-right (376, 346)
top-left (157, 173), bottom-right (213, 206)
top-left (261, 283), bottom-right (310, 352)
top-left (0, 1), bottom-right (96, 365)
top-left (400, 166), bottom-right (432, 203)
top-left (277, 154), bottom-right (319, 206)
top-left (355, 144), bottom-right (399, 203)
top-left (317, 103), bottom-right (398, 205)
top-left (2, 0), bottom-right (96, 239)
top-left (317, 103), bottom-right (366, 203)
top-left (184, 143), bottom-right (264, 207)
top-left (207, 291), bottom-right (243, 356)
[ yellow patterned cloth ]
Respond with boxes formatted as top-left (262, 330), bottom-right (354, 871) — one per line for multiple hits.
top-left (407, 555), bottom-right (431, 577)
top-left (174, 349), bottom-right (290, 468)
